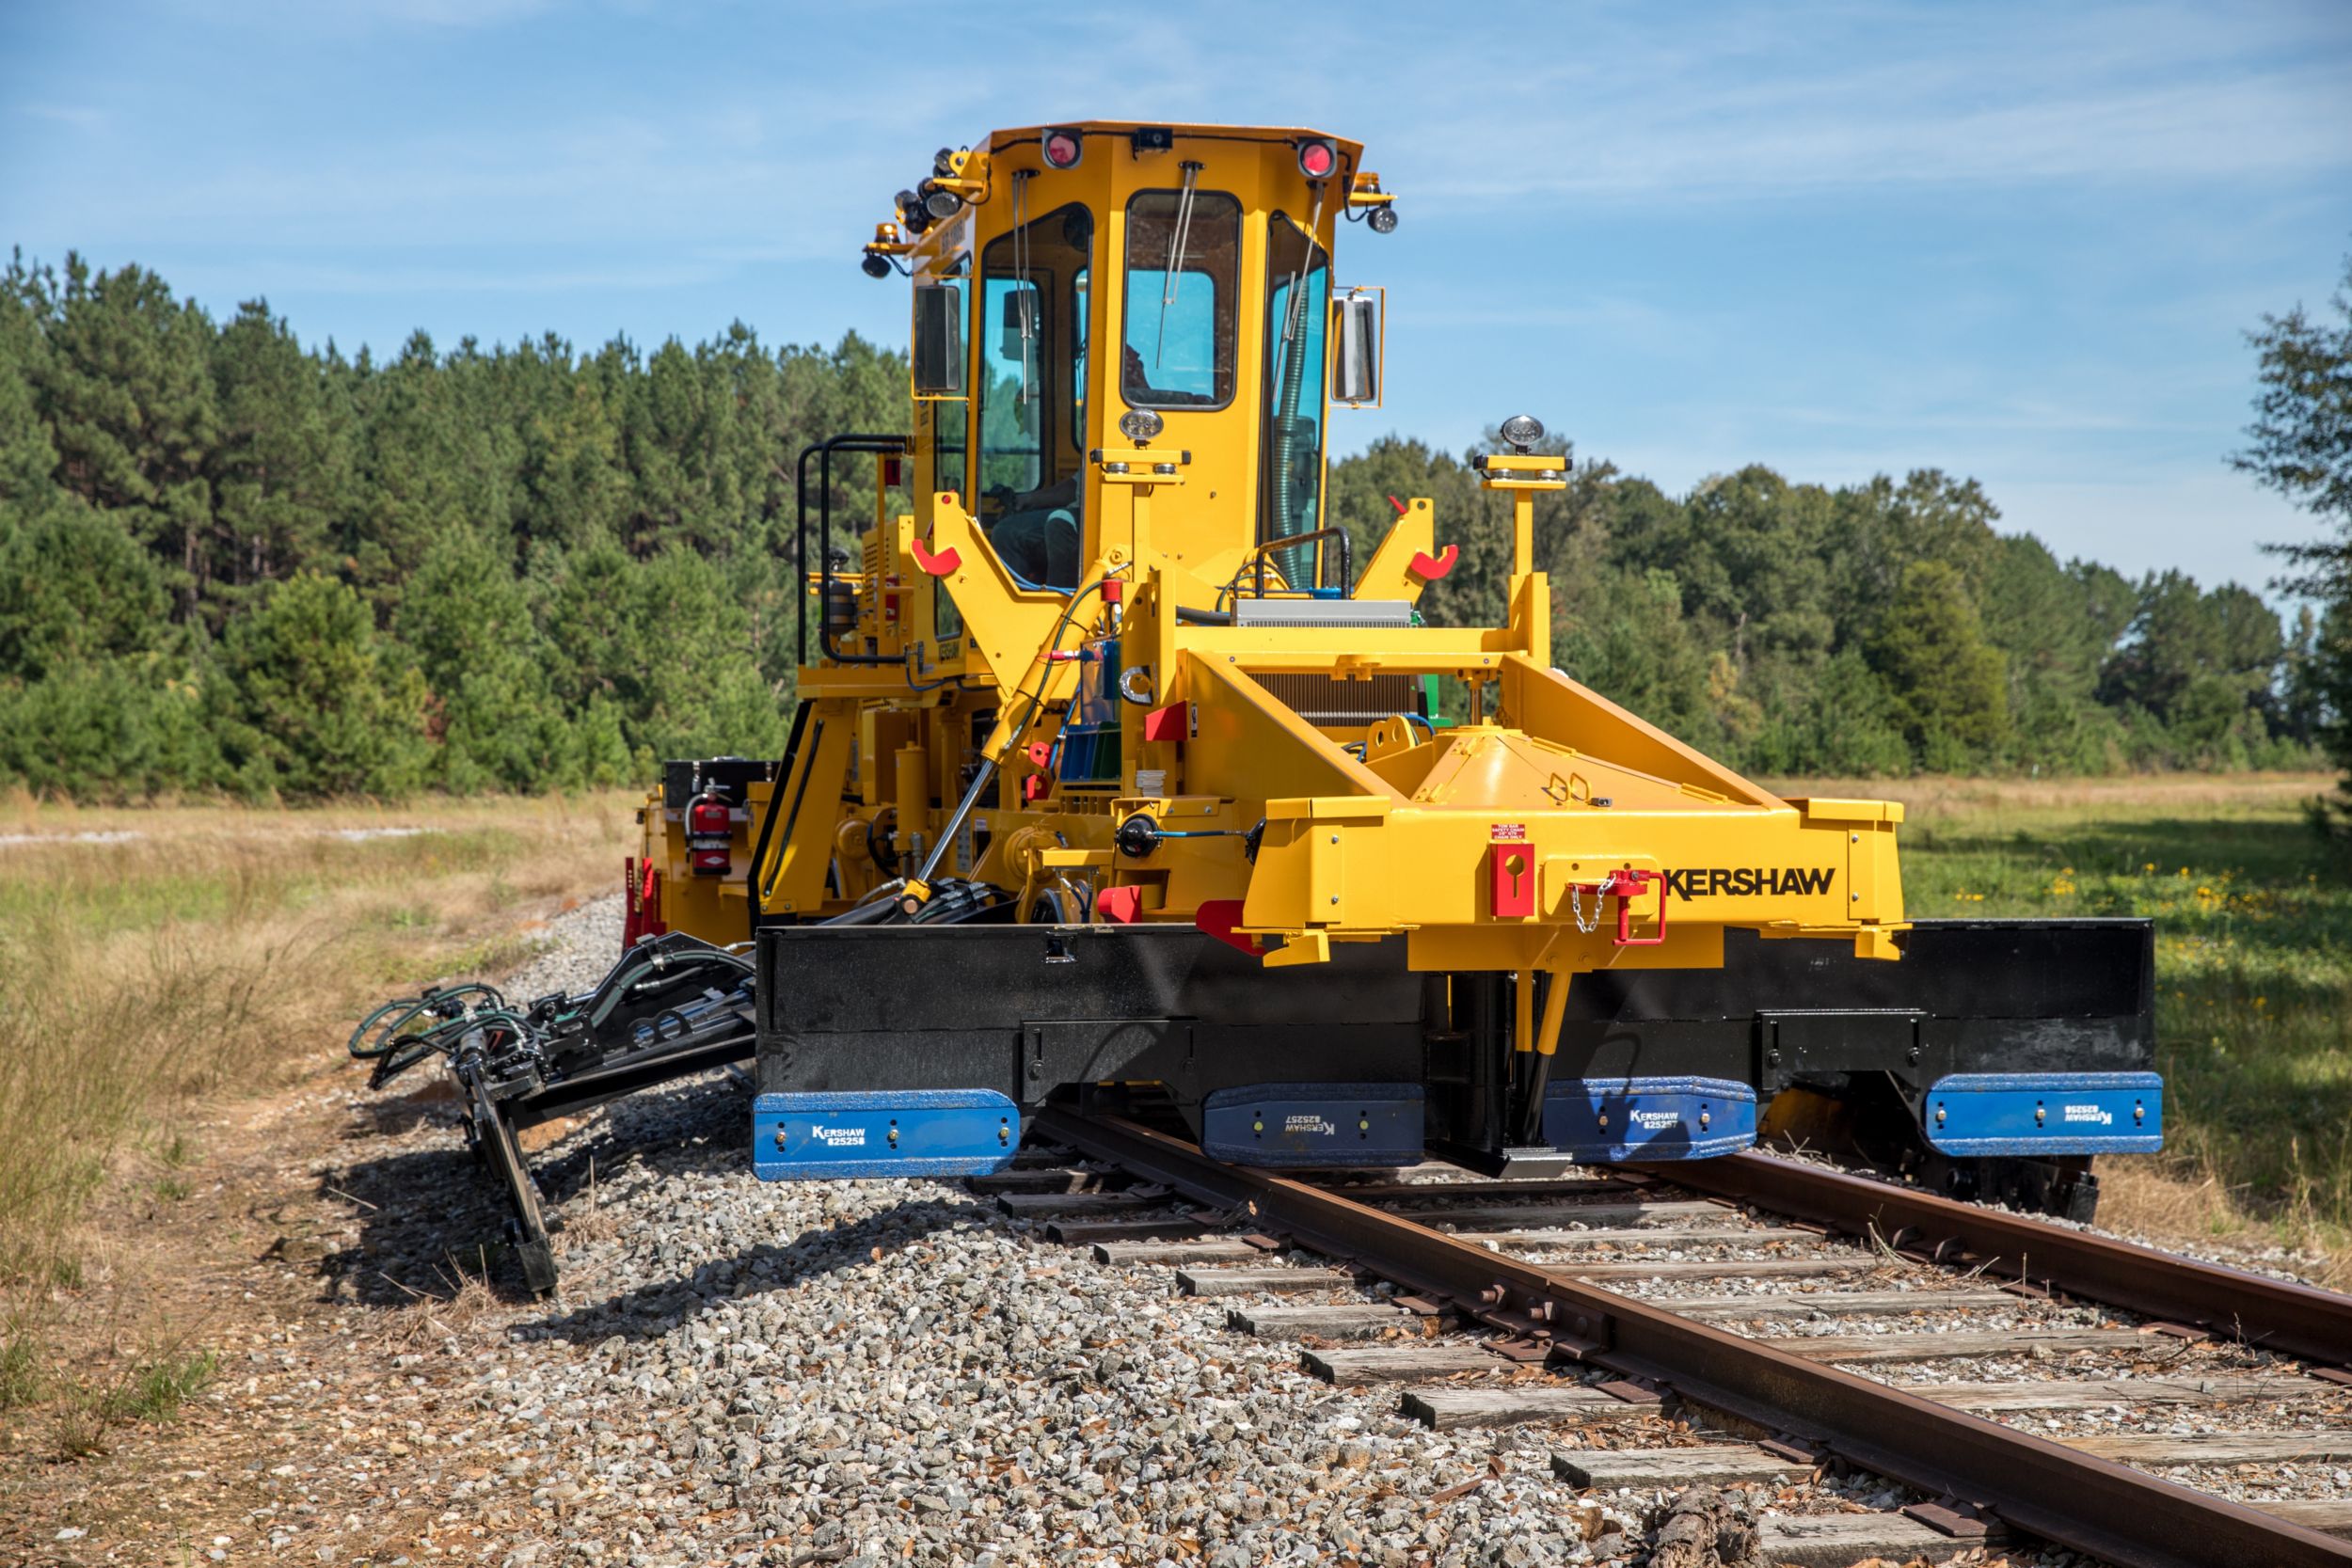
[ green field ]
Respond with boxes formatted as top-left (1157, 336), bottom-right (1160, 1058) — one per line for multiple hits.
top-left (1864, 773), bottom-right (2350, 1278)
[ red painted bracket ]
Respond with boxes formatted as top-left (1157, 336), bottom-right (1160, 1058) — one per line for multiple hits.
top-left (1141, 702), bottom-right (1191, 743)
top-left (1408, 544), bottom-right (1459, 582)
top-left (1194, 899), bottom-right (1263, 956)
top-left (1489, 825), bottom-right (1534, 919)
top-left (909, 536), bottom-right (960, 577)
top-left (1095, 886), bottom-right (1144, 924)
top-left (624, 857), bottom-right (665, 943)
top-left (1021, 739), bottom-right (1055, 804)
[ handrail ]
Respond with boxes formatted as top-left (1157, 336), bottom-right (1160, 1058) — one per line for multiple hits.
top-left (1249, 524), bottom-right (1353, 600)
top-left (795, 433), bottom-right (913, 667)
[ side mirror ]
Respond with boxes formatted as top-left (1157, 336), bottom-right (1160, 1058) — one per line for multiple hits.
top-left (913, 284), bottom-right (964, 396)
top-left (1334, 290), bottom-right (1381, 406)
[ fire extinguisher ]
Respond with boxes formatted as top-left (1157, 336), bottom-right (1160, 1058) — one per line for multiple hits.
top-left (686, 788), bottom-right (733, 877)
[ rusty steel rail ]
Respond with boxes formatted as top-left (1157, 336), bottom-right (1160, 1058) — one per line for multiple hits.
top-left (1629, 1151), bottom-right (2352, 1369)
top-left (1037, 1108), bottom-right (2352, 1568)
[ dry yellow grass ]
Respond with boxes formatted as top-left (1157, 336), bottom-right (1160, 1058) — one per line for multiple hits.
top-left (1767, 769), bottom-right (2336, 816)
top-left (0, 790), bottom-right (638, 1288)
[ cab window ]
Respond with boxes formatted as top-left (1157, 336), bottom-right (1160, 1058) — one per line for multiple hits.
top-left (931, 383), bottom-right (967, 500)
top-left (1259, 211), bottom-right (1330, 569)
top-left (974, 200), bottom-right (1092, 589)
top-left (1121, 189), bottom-right (1239, 410)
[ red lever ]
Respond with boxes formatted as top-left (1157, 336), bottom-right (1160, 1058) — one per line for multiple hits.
top-left (1602, 869), bottom-right (1667, 946)
top-left (1387, 494), bottom-right (1410, 516)
top-left (1408, 544), bottom-right (1459, 582)
top-left (909, 536), bottom-right (960, 577)
top-left (1095, 886), bottom-right (1143, 924)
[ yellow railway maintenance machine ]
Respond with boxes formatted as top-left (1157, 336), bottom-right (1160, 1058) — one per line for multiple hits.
top-left (632, 121), bottom-right (2157, 1218)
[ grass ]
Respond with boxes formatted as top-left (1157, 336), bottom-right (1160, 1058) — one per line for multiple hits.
top-left (52, 1345), bottom-right (221, 1459)
top-left (0, 790), bottom-right (633, 1285)
top-left (1801, 771), bottom-right (2352, 1277)
top-left (0, 789), bottom-right (635, 1454)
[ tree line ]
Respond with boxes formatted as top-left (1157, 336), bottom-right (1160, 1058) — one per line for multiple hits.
top-left (0, 250), bottom-right (2320, 801)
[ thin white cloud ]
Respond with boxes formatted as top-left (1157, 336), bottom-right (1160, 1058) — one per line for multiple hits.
top-left (1341, 2), bottom-right (2352, 209)
top-left (17, 103), bottom-right (104, 130)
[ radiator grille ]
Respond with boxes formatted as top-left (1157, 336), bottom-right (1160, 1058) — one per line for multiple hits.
top-left (1256, 673), bottom-right (1424, 728)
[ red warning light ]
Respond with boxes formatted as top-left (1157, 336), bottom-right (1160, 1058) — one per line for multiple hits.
top-left (1297, 138), bottom-right (1337, 180)
top-left (1042, 129), bottom-right (1082, 169)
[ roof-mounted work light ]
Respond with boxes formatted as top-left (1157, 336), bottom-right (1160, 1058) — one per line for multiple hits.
top-left (1500, 414), bottom-right (1546, 451)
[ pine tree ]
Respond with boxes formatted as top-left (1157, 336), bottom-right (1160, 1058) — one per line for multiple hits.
top-left (211, 571), bottom-right (426, 800)
top-left (1868, 560), bottom-right (2010, 767)
top-left (394, 531), bottom-right (573, 791)
top-left (0, 258), bottom-right (62, 515)
top-left (30, 257), bottom-right (221, 623)
top-left (207, 299), bottom-right (348, 614)
top-left (0, 503), bottom-right (168, 680)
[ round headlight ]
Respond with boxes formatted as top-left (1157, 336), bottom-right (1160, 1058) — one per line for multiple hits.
top-left (860, 252), bottom-right (891, 279)
top-left (1500, 413), bottom-right (1546, 450)
top-left (1367, 203), bottom-right (1398, 234)
top-left (923, 186), bottom-right (963, 219)
top-left (1118, 408), bottom-right (1165, 442)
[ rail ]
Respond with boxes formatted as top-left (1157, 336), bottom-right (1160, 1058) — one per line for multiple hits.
top-left (1035, 1106), bottom-right (2352, 1568)
top-left (1635, 1150), bottom-right (2352, 1369)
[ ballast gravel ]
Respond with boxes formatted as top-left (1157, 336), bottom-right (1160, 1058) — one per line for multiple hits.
top-left (356, 1092), bottom-right (1618, 1567)
top-left (316, 898), bottom-right (1638, 1567)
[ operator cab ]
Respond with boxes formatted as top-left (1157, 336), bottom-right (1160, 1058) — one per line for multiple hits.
top-left (869, 123), bottom-right (1393, 607)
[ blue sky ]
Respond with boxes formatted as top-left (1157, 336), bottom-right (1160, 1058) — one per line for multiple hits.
top-left (4, 0), bottom-right (2348, 594)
